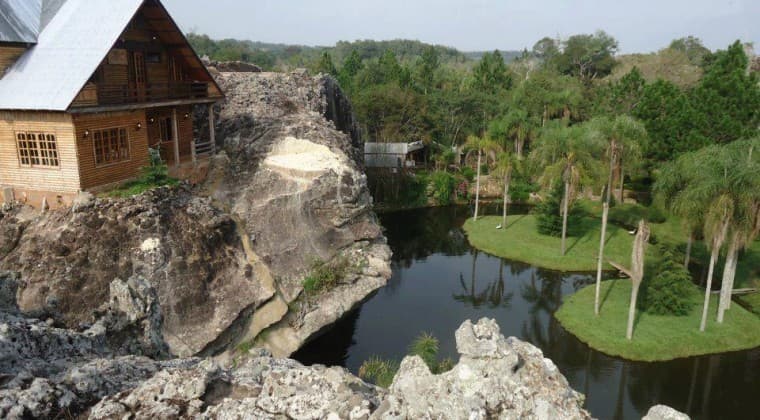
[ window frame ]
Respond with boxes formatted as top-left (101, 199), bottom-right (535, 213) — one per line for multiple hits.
top-left (91, 126), bottom-right (132, 168)
top-left (15, 131), bottom-right (61, 169)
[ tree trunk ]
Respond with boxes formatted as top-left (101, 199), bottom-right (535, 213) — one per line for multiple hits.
top-left (502, 171), bottom-right (511, 228)
top-left (718, 235), bottom-right (739, 322)
top-left (684, 233), bottom-right (693, 269)
top-left (700, 245), bottom-right (720, 332)
top-left (561, 181), bottom-right (570, 256)
top-left (595, 153), bottom-right (616, 316)
top-left (618, 161), bottom-right (625, 204)
top-left (473, 150), bottom-right (481, 221)
top-left (595, 202), bottom-right (609, 316)
top-left (626, 282), bottom-right (640, 340)
top-left (726, 252), bottom-right (738, 310)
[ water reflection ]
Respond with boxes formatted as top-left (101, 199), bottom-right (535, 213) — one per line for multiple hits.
top-left (295, 206), bottom-right (760, 420)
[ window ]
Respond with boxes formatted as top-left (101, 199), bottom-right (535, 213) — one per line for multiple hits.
top-left (93, 128), bottom-right (130, 166)
top-left (16, 132), bottom-right (59, 168)
top-left (146, 52), bottom-right (162, 63)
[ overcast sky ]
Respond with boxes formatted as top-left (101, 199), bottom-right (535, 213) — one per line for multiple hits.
top-left (162, 0), bottom-right (758, 54)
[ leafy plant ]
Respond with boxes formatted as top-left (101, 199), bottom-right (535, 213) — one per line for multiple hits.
top-left (639, 248), bottom-right (699, 316)
top-left (428, 171), bottom-right (457, 205)
top-left (358, 332), bottom-right (454, 388)
top-left (302, 255), bottom-right (353, 295)
top-left (535, 182), bottom-right (582, 237)
top-left (104, 148), bottom-right (178, 198)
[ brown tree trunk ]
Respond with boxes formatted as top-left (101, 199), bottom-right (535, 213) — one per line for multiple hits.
top-left (595, 151), bottom-right (617, 316)
top-left (626, 221), bottom-right (649, 340)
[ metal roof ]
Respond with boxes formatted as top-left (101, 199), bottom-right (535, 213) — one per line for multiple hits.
top-left (0, 0), bottom-right (145, 111)
top-left (0, 0), bottom-right (42, 43)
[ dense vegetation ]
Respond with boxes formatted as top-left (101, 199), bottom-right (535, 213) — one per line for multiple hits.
top-left (190, 30), bottom-right (760, 350)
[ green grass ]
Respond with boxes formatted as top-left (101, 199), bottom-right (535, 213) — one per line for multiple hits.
top-left (736, 293), bottom-right (760, 317)
top-left (555, 280), bottom-right (760, 361)
top-left (463, 214), bottom-right (636, 272)
top-left (102, 178), bottom-right (179, 198)
top-left (463, 200), bottom-right (760, 287)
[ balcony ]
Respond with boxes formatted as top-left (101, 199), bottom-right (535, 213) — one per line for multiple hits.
top-left (72, 81), bottom-right (210, 108)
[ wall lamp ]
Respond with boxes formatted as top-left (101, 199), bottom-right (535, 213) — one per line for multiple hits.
top-left (148, 117), bottom-right (155, 124)
top-left (136, 122), bottom-right (142, 131)
top-left (183, 113), bottom-right (190, 119)
top-left (83, 129), bottom-right (89, 138)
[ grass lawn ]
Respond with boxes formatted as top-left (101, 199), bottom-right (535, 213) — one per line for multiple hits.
top-left (463, 200), bottom-right (760, 287)
top-left (463, 214), bottom-right (639, 272)
top-left (555, 280), bottom-right (760, 361)
top-left (736, 293), bottom-right (760, 317)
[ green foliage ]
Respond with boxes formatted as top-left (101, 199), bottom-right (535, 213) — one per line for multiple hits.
top-left (459, 167), bottom-right (476, 182)
top-left (471, 50), bottom-right (513, 93)
top-left (535, 182), bottom-right (582, 237)
top-left (669, 36), bottom-right (712, 67)
top-left (639, 248), bottom-right (700, 316)
top-left (105, 148), bottom-right (178, 198)
top-left (358, 333), bottom-right (453, 388)
top-left (509, 179), bottom-right (536, 203)
top-left (186, 33), bottom-right (277, 70)
top-left (314, 51), bottom-right (337, 76)
top-left (428, 171), bottom-right (457, 205)
top-left (554, 31), bottom-right (619, 82)
top-left (302, 255), bottom-right (353, 295)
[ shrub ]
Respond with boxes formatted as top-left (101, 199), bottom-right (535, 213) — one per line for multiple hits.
top-left (535, 182), bottom-right (582, 237)
top-left (639, 249), bottom-right (699, 316)
top-left (459, 167), bottom-right (476, 182)
top-left (509, 179), bottom-right (538, 204)
top-left (105, 148), bottom-right (178, 198)
top-left (428, 171), bottom-right (457, 205)
top-left (358, 332), bottom-right (454, 387)
top-left (302, 255), bottom-right (352, 295)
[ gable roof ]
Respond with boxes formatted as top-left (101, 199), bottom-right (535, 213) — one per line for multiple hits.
top-left (0, 0), bottom-right (42, 44)
top-left (0, 0), bottom-right (145, 111)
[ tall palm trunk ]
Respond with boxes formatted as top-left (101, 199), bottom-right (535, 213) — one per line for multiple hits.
top-left (717, 234), bottom-right (740, 322)
top-left (626, 221), bottom-right (649, 340)
top-left (595, 150), bottom-right (617, 316)
top-left (618, 159), bottom-right (625, 204)
top-left (684, 232), bottom-right (693, 268)
top-left (561, 180), bottom-right (570, 256)
top-left (473, 150), bottom-right (482, 221)
top-left (700, 244), bottom-right (721, 332)
top-left (502, 170), bottom-right (511, 228)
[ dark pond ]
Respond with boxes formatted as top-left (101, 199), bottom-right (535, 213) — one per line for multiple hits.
top-left (294, 205), bottom-right (760, 420)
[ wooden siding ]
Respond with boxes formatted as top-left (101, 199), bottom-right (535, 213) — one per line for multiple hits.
top-left (145, 105), bottom-right (194, 166)
top-left (0, 46), bottom-right (27, 76)
top-left (73, 110), bottom-right (150, 190)
top-left (0, 111), bottom-right (80, 194)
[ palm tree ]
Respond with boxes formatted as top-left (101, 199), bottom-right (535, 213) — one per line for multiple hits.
top-left (609, 221), bottom-right (650, 340)
top-left (464, 134), bottom-right (498, 221)
top-left (655, 142), bottom-right (753, 331)
top-left (716, 138), bottom-right (760, 322)
top-left (588, 116), bottom-right (647, 316)
top-left (493, 151), bottom-right (520, 229)
top-left (532, 122), bottom-right (601, 255)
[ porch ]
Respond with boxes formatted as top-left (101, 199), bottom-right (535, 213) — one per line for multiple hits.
top-left (146, 104), bottom-right (216, 171)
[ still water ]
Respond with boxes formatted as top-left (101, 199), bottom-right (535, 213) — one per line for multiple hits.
top-left (294, 206), bottom-right (760, 420)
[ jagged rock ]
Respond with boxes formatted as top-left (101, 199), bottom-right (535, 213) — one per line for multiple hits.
top-left (373, 318), bottom-right (590, 419)
top-left (211, 60), bottom-right (263, 73)
top-left (89, 351), bottom-right (383, 420)
top-left (201, 71), bottom-right (390, 356)
top-left (643, 405), bottom-right (691, 420)
top-left (0, 271), bottom-right (19, 312)
top-left (0, 187), bottom-right (271, 357)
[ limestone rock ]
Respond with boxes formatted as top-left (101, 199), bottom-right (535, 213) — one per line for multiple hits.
top-left (643, 405), bottom-right (691, 420)
top-left (373, 318), bottom-right (591, 420)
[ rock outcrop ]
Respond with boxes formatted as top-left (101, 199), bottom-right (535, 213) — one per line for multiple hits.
top-left (0, 71), bottom-right (391, 359)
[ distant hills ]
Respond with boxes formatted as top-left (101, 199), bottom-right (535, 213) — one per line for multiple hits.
top-left (187, 34), bottom-right (524, 69)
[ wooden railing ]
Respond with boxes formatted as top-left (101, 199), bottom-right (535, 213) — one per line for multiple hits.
top-left (94, 82), bottom-right (209, 106)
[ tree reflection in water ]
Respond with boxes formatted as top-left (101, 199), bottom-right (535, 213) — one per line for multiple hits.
top-left (453, 255), bottom-right (514, 309)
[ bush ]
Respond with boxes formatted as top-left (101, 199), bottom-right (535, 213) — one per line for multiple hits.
top-left (535, 182), bottom-right (583, 237)
top-left (639, 249), bottom-right (699, 316)
top-left (358, 332), bottom-right (453, 388)
top-left (459, 167), bottom-right (476, 182)
top-left (105, 148), bottom-right (178, 198)
top-left (428, 171), bottom-right (457, 205)
top-left (509, 179), bottom-right (538, 204)
top-left (302, 255), bottom-right (352, 295)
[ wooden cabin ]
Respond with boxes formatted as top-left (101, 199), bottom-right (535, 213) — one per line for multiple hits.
top-left (0, 0), bottom-right (224, 208)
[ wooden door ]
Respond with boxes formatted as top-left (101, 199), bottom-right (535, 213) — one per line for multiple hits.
top-left (131, 51), bottom-right (147, 100)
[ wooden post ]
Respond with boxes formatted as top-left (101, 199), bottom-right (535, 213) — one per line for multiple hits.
top-left (172, 108), bottom-right (180, 168)
top-left (208, 104), bottom-right (216, 155)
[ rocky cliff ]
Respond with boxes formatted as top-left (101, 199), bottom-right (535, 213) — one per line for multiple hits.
top-left (0, 71), bottom-right (390, 360)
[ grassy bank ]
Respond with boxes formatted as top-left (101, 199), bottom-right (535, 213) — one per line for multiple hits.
top-left (736, 293), bottom-right (760, 317)
top-left (463, 214), bottom-right (634, 272)
top-left (555, 280), bottom-right (760, 361)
